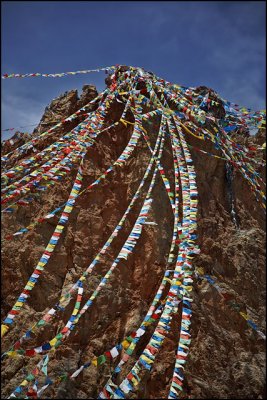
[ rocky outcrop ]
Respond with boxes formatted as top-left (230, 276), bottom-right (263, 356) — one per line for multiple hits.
top-left (32, 85), bottom-right (98, 137)
top-left (1, 131), bottom-right (32, 156)
top-left (1, 85), bottom-right (99, 170)
top-left (1, 71), bottom-right (265, 399)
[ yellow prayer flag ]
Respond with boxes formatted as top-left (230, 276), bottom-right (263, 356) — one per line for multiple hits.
top-left (121, 340), bottom-right (130, 349)
top-left (6, 351), bottom-right (19, 358)
top-left (120, 119), bottom-right (127, 127)
top-left (128, 342), bottom-right (136, 351)
top-left (239, 312), bottom-right (249, 320)
top-left (1, 324), bottom-right (9, 337)
top-left (141, 355), bottom-right (153, 364)
top-left (38, 262), bottom-right (46, 267)
top-left (92, 358), bottom-right (98, 366)
top-left (49, 337), bottom-right (57, 346)
top-left (132, 376), bottom-right (139, 386)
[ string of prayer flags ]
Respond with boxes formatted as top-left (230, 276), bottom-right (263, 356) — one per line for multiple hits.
top-left (167, 119), bottom-right (197, 399)
top-left (1, 157), bottom-right (85, 336)
top-left (1, 92), bottom-right (103, 165)
top-left (98, 272), bottom-right (175, 398)
top-left (3, 86), bottom-right (137, 236)
top-left (196, 270), bottom-right (266, 340)
top-left (2, 65), bottom-right (116, 79)
top-left (114, 119), bottom-right (196, 396)
top-left (146, 88), bottom-right (198, 400)
top-left (138, 117), bottom-right (174, 207)
top-left (8, 355), bottom-right (49, 398)
top-left (1, 107), bottom-right (95, 178)
top-left (1, 81), bottom-right (119, 169)
top-left (2, 117), bottom-right (168, 357)
top-left (18, 301), bottom-right (166, 400)
top-left (1, 142), bottom-right (84, 207)
top-left (2, 65), bottom-right (265, 399)
top-left (3, 113), bottom-right (166, 357)
top-left (52, 119), bottom-right (165, 341)
top-left (4, 120), bottom-right (123, 238)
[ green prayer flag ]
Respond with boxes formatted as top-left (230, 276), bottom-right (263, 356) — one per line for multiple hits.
top-left (172, 382), bottom-right (183, 390)
top-left (26, 373), bottom-right (35, 381)
top-left (97, 354), bottom-right (106, 366)
top-left (56, 333), bottom-right (63, 340)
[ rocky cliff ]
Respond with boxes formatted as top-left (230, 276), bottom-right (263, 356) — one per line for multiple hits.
top-left (1, 66), bottom-right (266, 399)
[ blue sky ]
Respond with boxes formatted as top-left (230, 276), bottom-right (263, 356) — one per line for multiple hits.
top-left (1, 1), bottom-right (266, 140)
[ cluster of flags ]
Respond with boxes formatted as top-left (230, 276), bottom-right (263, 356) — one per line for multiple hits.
top-left (1, 64), bottom-right (265, 399)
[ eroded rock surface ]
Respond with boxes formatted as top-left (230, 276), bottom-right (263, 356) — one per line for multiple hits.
top-left (1, 77), bottom-right (265, 399)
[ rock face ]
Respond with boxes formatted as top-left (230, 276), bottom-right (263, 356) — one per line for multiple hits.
top-left (32, 85), bottom-right (99, 137)
top-left (1, 71), bottom-right (266, 400)
top-left (1, 85), bottom-right (99, 169)
top-left (1, 131), bottom-right (32, 156)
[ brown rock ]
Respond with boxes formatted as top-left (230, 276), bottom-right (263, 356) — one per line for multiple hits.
top-left (1, 68), bottom-right (265, 399)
